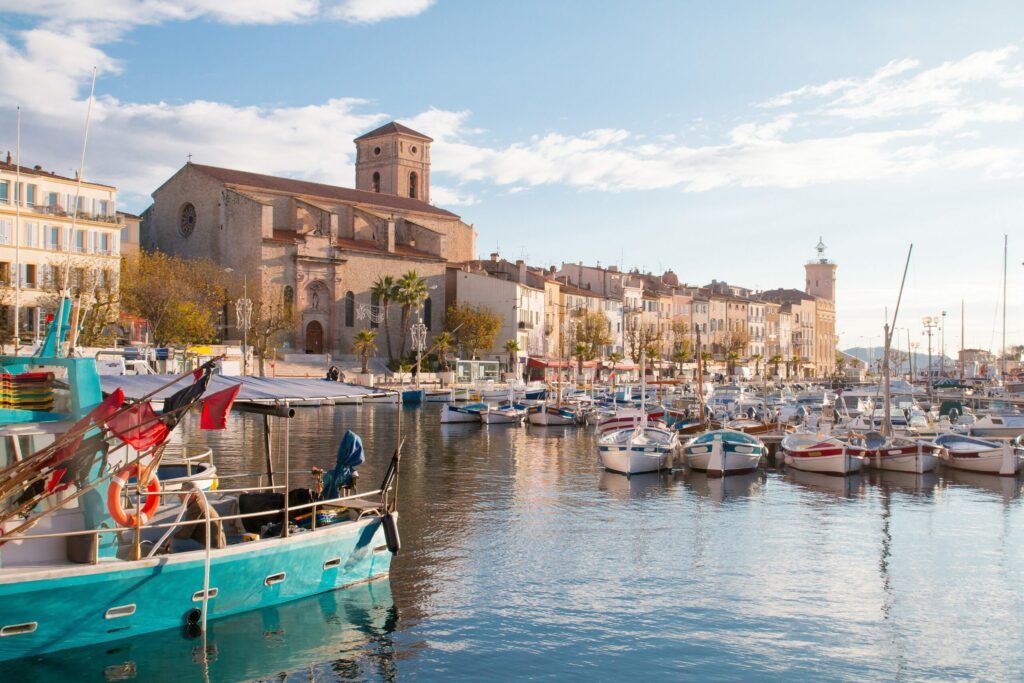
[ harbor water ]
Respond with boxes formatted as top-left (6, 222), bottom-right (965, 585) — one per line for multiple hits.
top-left (11, 404), bottom-right (1024, 681)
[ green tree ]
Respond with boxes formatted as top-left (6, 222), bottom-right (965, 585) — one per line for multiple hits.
top-left (396, 270), bottom-right (428, 359)
top-left (445, 303), bottom-right (501, 359)
top-left (370, 275), bottom-right (399, 363)
top-left (432, 331), bottom-right (454, 371)
top-left (504, 338), bottom-right (520, 372)
top-left (351, 329), bottom-right (378, 374)
top-left (120, 251), bottom-right (230, 346)
top-left (751, 353), bottom-right (763, 377)
top-left (727, 351), bottom-right (740, 375)
top-left (769, 353), bottom-right (783, 377)
top-left (573, 310), bottom-right (613, 363)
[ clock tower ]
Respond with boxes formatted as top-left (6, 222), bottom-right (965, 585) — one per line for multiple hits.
top-left (354, 122), bottom-right (432, 203)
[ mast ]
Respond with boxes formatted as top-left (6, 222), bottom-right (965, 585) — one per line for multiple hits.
top-left (882, 244), bottom-right (914, 438)
top-left (13, 107), bottom-right (21, 355)
top-left (1001, 234), bottom-right (1007, 381)
top-left (695, 325), bottom-right (705, 423)
top-left (960, 299), bottom-right (965, 383)
top-left (55, 67), bottom-right (97, 355)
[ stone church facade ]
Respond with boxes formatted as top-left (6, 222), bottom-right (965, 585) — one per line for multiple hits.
top-left (141, 122), bottom-right (476, 358)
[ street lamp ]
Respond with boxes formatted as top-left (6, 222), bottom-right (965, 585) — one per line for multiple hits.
top-left (226, 268), bottom-right (252, 376)
top-left (411, 317), bottom-right (427, 388)
top-left (940, 310), bottom-right (947, 378)
top-left (922, 316), bottom-right (939, 389)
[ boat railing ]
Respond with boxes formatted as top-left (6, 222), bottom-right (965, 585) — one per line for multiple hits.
top-left (1, 487), bottom-right (387, 545)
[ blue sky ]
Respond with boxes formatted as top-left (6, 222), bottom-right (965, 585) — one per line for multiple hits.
top-left (1, 0), bottom-right (1022, 354)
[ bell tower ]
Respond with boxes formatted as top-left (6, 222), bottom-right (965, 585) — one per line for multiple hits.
top-left (354, 122), bottom-right (432, 203)
top-left (805, 236), bottom-right (837, 301)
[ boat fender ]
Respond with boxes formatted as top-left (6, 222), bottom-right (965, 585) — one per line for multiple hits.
top-left (107, 464), bottom-right (161, 527)
top-left (184, 608), bottom-right (202, 639)
top-left (382, 512), bottom-right (401, 555)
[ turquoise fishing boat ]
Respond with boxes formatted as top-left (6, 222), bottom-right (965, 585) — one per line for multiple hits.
top-left (0, 301), bottom-right (400, 661)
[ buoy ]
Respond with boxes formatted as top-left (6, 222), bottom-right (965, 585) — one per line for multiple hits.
top-left (382, 512), bottom-right (400, 555)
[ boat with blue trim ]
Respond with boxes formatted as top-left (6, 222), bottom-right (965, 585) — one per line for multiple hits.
top-left (682, 429), bottom-right (767, 477)
top-left (0, 302), bottom-right (401, 661)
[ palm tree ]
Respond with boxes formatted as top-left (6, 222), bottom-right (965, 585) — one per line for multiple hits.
top-left (370, 275), bottom-right (399, 362)
top-left (769, 353), bottom-right (783, 378)
top-left (574, 341), bottom-right (589, 375)
top-left (396, 270), bottom-right (428, 359)
top-left (504, 338), bottom-right (520, 374)
top-left (433, 331), bottom-right (454, 371)
top-left (751, 353), bottom-right (763, 377)
top-left (352, 329), bottom-right (378, 374)
top-left (727, 351), bottom-right (739, 375)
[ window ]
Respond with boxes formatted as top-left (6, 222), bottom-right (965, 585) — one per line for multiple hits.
top-left (282, 286), bottom-right (294, 318)
top-left (0, 262), bottom-right (8, 284)
top-left (23, 222), bottom-right (37, 247)
top-left (370, 293), bottom-right (379, 328)
top-left (99, 233), bottom-right (110, 254)
top-left (371, 172), bottom-right (380, 193)
top-left (0, 219), bottom-right (11, 244)
top-left (409, 172), bottom-right (418, 199)
top-left (344, 291), bottom-right (354, 327)
top-left (0, 181), bottom-right (8, 203)
top-left (47, 192), bottom-right (60, 209)
top-left (21, 264), bottom-right (36, 288)
top-left (74, 230), bottom-right (85, 253)
top-left (98, 199), bottom-right (109, 216)
top-left (423, 296), bottom-right (432, 330)
top-left (26, 184), bottom-right (36, 206)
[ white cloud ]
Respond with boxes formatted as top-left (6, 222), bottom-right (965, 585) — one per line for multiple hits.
top-left (3, 5), bottom-right (1024, 211)
top-left (328, 0), bottom-right (435, 23)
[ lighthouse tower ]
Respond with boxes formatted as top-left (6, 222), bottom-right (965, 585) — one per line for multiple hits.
top-left (805, 237), bottom-right (836, 302)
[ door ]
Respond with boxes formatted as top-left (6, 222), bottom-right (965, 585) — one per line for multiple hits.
top-left (305, 321), bottom-right (324, 354)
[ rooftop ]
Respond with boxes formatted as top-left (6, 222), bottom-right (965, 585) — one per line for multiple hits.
top-left (0, 159), bottom-right (116, 190)
top-left (188, 163), bottom-right (459, 219)
top-left (354, 121), bottom-right (433, 142)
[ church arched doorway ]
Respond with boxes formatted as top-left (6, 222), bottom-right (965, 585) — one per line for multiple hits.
top-left (305, 320), bottom-right (324, 354)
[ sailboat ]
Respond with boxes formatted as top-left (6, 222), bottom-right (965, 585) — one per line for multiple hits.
top-left (597, 351), bottom-right (678, 475)
top-left (682, 429), bottom-right (767, 476)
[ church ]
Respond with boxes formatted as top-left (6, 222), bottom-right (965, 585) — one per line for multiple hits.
top-left (141, 122), bottom-right (477, 358)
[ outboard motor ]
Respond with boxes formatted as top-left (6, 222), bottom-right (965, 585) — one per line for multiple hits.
top-left (321, 431), bottom-right (366, 499)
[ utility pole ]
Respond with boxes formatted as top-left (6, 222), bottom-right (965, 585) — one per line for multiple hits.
top-left (940, 310), bottom-right (946, 378)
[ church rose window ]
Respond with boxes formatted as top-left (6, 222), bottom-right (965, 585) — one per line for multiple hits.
top-left (179, 203), bottom-right (196, 238)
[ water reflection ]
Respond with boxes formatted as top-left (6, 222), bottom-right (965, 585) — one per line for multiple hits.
top-left (8, 581), bottom-right (397, 682)
top-left (784, 467), bottom-right (867, 499)
top-left (7, 405), bottom-right (1023, 680)
top-left (682, 470), bottom-right (762, 504)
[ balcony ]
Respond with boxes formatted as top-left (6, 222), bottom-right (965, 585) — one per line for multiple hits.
top-left (518, 320), bottom-right (534, 330)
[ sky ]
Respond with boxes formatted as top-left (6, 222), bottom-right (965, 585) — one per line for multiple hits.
top-left (0, 0), bottom-right (1022, 355)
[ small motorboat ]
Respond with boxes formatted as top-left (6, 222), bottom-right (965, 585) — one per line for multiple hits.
top-left (481, 403), bottom-right (526, 425)
top-left (439, 403), bottom-right (487, 424)
top-left (855, 431), bottom-right (939, 473)
top-left (597, 425), bottom-right (678, 475)
top-left (967, 412), bottom-right (1024, 439)
top-left (527, 403), bottom-right (578, 426)
top-left (425, 389), bottom-right (453, 403)
top-left (780, 431), bottom-right (865, 476)
top-left (682, 429), bottom-right (767, 477)
top-left (596, 408), bottom-right (666, 435)
top-left (933, 433), bottom-right (1022, 476)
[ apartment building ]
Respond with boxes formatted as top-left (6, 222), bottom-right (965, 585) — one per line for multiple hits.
top-left (0, 155), bottom-right (122, 339)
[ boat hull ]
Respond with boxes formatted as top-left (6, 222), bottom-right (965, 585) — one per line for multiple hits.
top-left (784, 451), bottom-right (864, 475)
top-left (684, 443), bottom-right (762, 477)
top-left (862, 446), bottom-right (938, 473)
top-left (0, 517), bottom-right (392, 661)
top-left (598, 446), bottom-right (673, 475)
top-left (527, 407), bottom-right (576, 426)
top-left (439, 404), bottom-right (484, 423)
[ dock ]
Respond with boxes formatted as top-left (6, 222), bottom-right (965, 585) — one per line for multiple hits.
top-left (100, 375), bottom-right (383, 407)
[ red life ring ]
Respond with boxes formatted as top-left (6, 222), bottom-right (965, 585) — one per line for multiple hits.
top-left (107, 464), bottom-right (161, 526)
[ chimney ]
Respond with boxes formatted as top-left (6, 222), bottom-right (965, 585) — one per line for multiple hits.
top-left (490, 252), bottom-right (499, 262)
top-left (4, 151), bottom-right (10, 164)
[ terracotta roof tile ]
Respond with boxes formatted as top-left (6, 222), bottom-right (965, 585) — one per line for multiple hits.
top-left (189, 163), bottom-right (458, 219)
top-left (335, 237), bottom-right (443, 261)
top-left (354, 121), bottom-right (432, 142)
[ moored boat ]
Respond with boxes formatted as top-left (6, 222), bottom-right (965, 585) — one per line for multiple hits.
top-left (526, 403), bottom-right (578, 426)
top-left (780, 431), bottom-right (865, 476)
top-left (967, 413), bottom-right (1024, 438)
top-left (439, 403), bottom-right (487, 424)
top-left (682, 429), bottom-right (767, 477)
top-left (933, 433), bottom-right (1022, 476)
top-left (856, 432), bottom-right (939, 473)
top-left (597, 425), bottom-right (678, 475)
